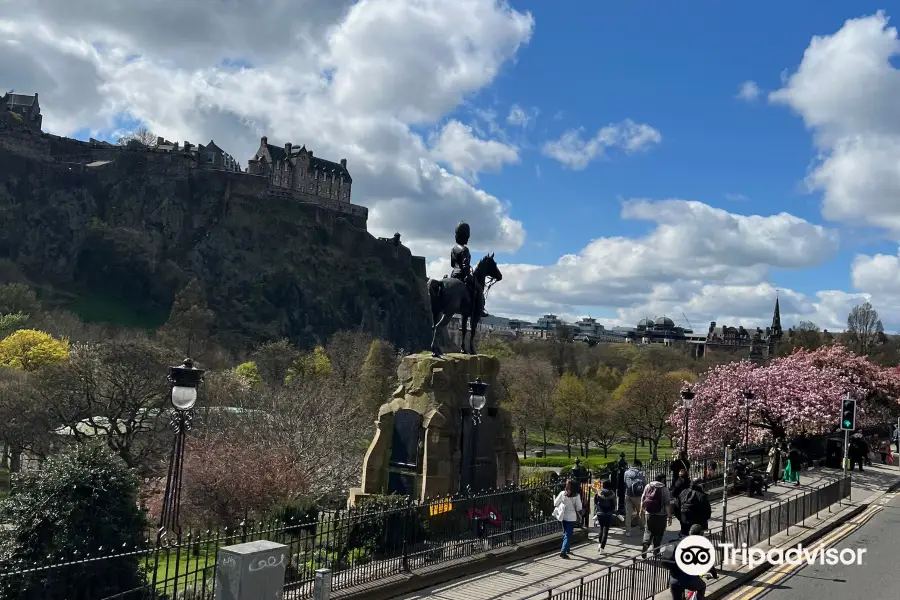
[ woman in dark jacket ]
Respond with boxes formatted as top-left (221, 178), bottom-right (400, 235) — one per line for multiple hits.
top-left (669, 450), bottom-right (690, 484)
top-left (670, 469), bottom-right (690, 525)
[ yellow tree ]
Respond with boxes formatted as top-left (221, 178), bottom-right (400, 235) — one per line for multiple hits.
top-left (234, 361), bottom-right (262, 386)
top-left (554, 372), bottom-right (588, 459)
top-left (0, 329), bottom-right (69, 371)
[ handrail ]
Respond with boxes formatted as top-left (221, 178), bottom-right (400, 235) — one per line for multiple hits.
top-left (520, 476), bottom-right (847, 599)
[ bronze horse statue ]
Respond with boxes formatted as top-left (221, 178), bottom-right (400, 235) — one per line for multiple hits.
top-left (428, 253), bottom-right (502, 356)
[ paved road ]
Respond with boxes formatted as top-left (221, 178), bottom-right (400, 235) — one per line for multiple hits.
top-left (722, 485), bottom-right (900, 600)
top-left (392, 466), bottom-right (863, 600)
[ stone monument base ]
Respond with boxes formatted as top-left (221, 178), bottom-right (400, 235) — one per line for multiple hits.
top-left (349, 352), bottom-right (519, 505)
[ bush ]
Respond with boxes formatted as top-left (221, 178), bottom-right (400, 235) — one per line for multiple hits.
top-left (341, 495), bottom-right (430, 559)
top-left (0, 444), bottom-right (149, 599)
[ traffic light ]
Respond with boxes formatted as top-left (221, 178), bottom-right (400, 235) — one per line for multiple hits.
top-left (840, 398), bottom-right (856, 431)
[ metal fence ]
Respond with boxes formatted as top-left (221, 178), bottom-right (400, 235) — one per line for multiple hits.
top-left (0, 478), bottom-right (565, 600)
top-left (0, 446), bottom-right (774, 600)
top-left (521, 476), bottom-right (851, 600)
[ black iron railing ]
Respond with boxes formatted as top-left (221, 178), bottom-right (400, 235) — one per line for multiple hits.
top-left (0, 477), bottom-right (565, 600)
top-left (521, 476), bottom-right (850, 600)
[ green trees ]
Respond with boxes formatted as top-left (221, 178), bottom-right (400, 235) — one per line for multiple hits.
top-left (0, 444), bottom-right (148, 599)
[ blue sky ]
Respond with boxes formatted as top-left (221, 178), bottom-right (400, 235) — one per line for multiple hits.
top-left (472, 0), bottom-right (891, 275)
top-left (6, 1), bottom-right (900, 331)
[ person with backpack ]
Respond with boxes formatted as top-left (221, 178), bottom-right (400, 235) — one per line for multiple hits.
top-left (679, 478), bottom-right (712, 535)
top-left (593, 479), bottom-right (617, 553)
top-left (639, 472), bottom-right (672, 557)
top-left (623, 459), bottom-right (646, 537)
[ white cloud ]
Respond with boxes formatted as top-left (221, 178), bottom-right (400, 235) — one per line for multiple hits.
top-left (506, 104), bottom-right (538, 127)
top-left (429, 120), bottom-right (519, 182)
top-left (541, 119), bottom-right (662, 170)
top-left (0, 0), bottom-right (534, 253)
top-left (426, 199), bottom-right (846, 328)
top-left (770, 11), bottom-right (900, 236)
top-left (736, 80), bottom-right (761, 101)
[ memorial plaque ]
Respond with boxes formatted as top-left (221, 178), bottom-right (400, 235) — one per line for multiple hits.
top-left (389, 409), bottom-right (422, 469)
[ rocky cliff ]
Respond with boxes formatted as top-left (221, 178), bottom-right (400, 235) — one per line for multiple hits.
top-left (0, 129), bottom-right (432, 351)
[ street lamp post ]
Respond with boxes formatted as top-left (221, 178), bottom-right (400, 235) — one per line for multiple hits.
top-left (158, 358), bottom-right (204, 540)
top-left (681, 388), bottom-right (695, 456)
top-left (742, 389), bottom-right (754, 449)
top-left (466, 378), bottom-right (488, 493)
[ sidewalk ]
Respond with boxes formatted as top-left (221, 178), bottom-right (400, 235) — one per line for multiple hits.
top-left (392, 465), bottom-right (893, 600)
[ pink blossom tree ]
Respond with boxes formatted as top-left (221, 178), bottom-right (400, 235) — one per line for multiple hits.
top-left (670, 345), bottom-right (900, 456)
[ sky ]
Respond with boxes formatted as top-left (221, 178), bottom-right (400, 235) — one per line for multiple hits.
top-left (3, 1), bottom-right (900, 333)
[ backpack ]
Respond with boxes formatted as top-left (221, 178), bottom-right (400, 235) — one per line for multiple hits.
top-left (643, 485), bottom-right (664, 514)
top-left (628, 471), bottom-right (646, 497)
top-left (680, 489), bottom-right (703, 521)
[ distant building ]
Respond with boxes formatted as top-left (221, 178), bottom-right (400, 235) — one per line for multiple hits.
top-left (1, 92), bottom-right (42, 130)
top-left (700, 297), bottom-right (783, 359)
top-left (247, 136), bottom-right (353, 204)
top-left (623, 316), bottom-right (695, 347)
top-left (154, 137), bottom-right (241, 172)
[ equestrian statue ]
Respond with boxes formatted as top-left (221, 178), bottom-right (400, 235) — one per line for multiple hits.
top-left (428, 222), bottom-right (503, 356)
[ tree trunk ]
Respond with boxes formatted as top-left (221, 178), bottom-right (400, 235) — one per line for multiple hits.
top-left (9, 450), bottom-right (21, 473)
top-left (521, 429), bottom-right (528, 459)
top-left (566, 443), bottom-right (571, 459)
top-left (543, 431), bottom-right (548, 456)
top-left (0, 442), bottom-right (7, 469)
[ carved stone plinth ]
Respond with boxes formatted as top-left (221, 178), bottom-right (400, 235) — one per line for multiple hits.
top-left (348, 353), bottom-right (519, 505)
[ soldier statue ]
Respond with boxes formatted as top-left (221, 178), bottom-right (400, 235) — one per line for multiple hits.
top-left (451, 222), bottom-right (489, 318)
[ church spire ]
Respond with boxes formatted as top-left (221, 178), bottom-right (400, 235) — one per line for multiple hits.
top-left (771, 295), bottom-right (783, 338)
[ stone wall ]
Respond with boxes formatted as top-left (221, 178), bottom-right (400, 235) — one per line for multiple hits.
top-left (350, 353), bottom-right (519, 504)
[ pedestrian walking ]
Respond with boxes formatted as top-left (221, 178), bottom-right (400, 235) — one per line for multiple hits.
top-left (593, 479), bottom-right (617, 553)
top-left (623, 459), bottom-right (646, 537)
top-left (570, 457), bottom-right (591, 527)
top-left (767, 440), bottom-right (782, 484)
top-left (892, 425), bottom-right (899, 453)
top-left (661, 524), bottom-right (718, 600)
top-left (616, 452), bottom-right (628, 514)
top-left (849, 433), bottom-right (867, 472)
top-left (553, 479), bottom-right (583, 558)
top-left (678, 478), bottom-right (712, 535)
top-left (670, 450), bottom-right (690, 484)
top-left (670, 468), bottom-right (690, 526)
top-left (782, 444), bottom-right (800, 485)
top-left (639, 473), bottom-right (673, 558)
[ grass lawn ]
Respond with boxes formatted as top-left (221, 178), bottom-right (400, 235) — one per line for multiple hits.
top-left (145, 547), bottom-right (216, 590)
top-left (519, 439), bottom-right (678, 470)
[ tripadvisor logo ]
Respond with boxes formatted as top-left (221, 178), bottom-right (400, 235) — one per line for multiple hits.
top-left (721, 543), bottom-right (867, 568)
top-left (674, 536), bottom-right (867, 575)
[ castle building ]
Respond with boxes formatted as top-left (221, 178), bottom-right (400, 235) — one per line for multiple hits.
top-left (154, 137), bottom-right (241, 172)
top-left (1, 92), bottom-right (42, 130)
top-left (247, 136), bottom-right (352, 204)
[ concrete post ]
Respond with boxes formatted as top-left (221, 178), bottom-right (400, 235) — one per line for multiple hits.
top-left (313, 568), bottom-right (332, 600)
top-left (215, 540), bottom-right (288, 600)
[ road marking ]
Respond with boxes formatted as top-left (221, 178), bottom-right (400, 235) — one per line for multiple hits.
top-left (724, 503), bottom-right (885, 600)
